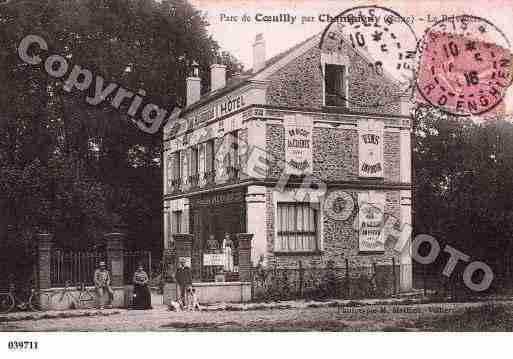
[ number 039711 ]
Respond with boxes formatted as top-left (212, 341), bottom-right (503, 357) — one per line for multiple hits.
top-left (7, 341), bottom-right (38, 350)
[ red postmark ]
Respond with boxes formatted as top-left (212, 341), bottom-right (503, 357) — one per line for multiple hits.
top-left (417, 15), bottom-right (513, 117)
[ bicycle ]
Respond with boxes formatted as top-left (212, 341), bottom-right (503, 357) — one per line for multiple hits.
top-left (52, 281), bottom-right (97, 310)
top-left (0, 283), bottom-right (51, 314)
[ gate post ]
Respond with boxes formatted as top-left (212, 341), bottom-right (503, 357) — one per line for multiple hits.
top-left (236, 233), bottom-right (253, 282)
top-left (163, 245), bottom-right (177, 305)
top-left (36, 232), bottom-right (54, 290)
top-left (104, 227), bottom-right (126, 287)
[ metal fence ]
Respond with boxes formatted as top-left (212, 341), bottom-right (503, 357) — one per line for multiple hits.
top-left (251, 260), bottom-right (402, 302)
top-left (50, 250), bottom-right (152, 287)
top-left (51, 250), bottom-right (107, 287)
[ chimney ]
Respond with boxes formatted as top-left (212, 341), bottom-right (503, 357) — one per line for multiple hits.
top-left (210, 63), bottom-right (226, 92)
top-left (252, 33), bottom-right (266, 73)
top-left (186, 61), bottom-right (201, 107)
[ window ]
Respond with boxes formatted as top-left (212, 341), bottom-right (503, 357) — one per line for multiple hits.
top-left (226, 131), bottom-right (239, 179)
top-left (191, 146), bottom-right (199, 175)
top-left (231, 130), bottom-right (239, 169)
top-left (206, 139), bottom-right (215, 172)
top-left (325, 64), bottom-right (347, 107)
top-left (167, 212), bottom-right (172, 244)
top-left (166, 155), bottom-right (173, 192)
top-left (276, 203), bottom-right (318, 252)
top-left (173, 151), bottom-right (181, 180)
top-left (172, 211), bottom-right (182, 234)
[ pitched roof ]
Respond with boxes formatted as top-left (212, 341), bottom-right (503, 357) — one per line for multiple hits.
top-left (243, 33), bottom-right (319, 76)
top-left (181, 33), bottom-right (320, 115)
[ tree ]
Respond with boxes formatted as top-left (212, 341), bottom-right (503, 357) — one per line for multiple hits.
top-left (414, 104), bottom-right (513, 263)
top-left (0, 0), bottom-right (243, 252)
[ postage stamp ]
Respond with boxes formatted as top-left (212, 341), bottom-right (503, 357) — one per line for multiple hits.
top-left (416, 15), bottom-right (513, 116)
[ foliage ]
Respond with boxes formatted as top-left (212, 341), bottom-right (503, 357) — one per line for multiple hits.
top-left (414, 104), bottom-right (513, 263)
top-left (0, 0), bottom-right (243, 251)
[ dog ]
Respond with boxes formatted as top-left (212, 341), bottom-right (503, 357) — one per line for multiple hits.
top-left (186, 286), bottom-right (201, 312)
top-left (168, 299), bottom-right (183, 312)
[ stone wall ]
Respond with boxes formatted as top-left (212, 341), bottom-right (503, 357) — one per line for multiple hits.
top-left (266, 124), bottom-right (285, 179)
top-left (265, 188), bottom-right (401, 270)
top-left (266, 46), bottom-right (323, 109)
top-left (384, 131), bottom-right (401, 183)
top-left (341, 41), bottom-right (402, 115)
top-left (312, 127), bottom-right (358, 182)
top-left (265, 125), bottom-right (402, 183)
top-left (238, 128), bottom-right (249, 181)
top-left (264, 39), bottom-right (402, 116)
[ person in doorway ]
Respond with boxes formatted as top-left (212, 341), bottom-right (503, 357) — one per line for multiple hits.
top-left (132, 263), bottom-right (153, 310)
top-left (94, 261), bottom-right (114, 309)
top-left (223, 233), bottom-right (234, 272)
top-left (175, 258), bottom-right (192, 307)
top-left (256, 255), bottom-right (267, 286)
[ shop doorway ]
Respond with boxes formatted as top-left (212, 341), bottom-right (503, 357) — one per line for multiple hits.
top-left (190, 189), bottom-right (246, 281)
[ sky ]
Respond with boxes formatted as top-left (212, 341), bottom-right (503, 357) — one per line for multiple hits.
top-left (190, 0), bottom-right (513, 112)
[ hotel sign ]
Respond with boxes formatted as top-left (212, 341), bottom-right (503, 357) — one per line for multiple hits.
top-left (285, 116), bottom-right (313, 175)
top-left (359, 130), bottom-right (383, 178)
top-left (191, 189), bottom-right (245, 207)
top-left (194, 95), bottom-right (246, 125)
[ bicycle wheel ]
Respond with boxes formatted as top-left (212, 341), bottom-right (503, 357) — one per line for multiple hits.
top-left (52, 292), bottom-right (75, 310)
top-left (77, 290), bottom-right (96, 309)
top-left (0, 293), bottom-right (15, 314)
top-left (29, 291), bottom-right (50, 312)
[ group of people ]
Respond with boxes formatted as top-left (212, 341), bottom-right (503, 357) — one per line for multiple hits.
top-left (92, 258), bottom-right (198, 311)
top-left (93, 261), bottom-right (152, 310)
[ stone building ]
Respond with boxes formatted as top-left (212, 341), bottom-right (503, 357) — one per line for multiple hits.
top-left (162, 32), bottom-right (413, 295)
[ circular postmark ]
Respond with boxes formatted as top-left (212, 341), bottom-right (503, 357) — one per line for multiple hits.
top-left (319, 6), bottom-right (418, 109)
top-left (416, 15), bottom-right (513, 117)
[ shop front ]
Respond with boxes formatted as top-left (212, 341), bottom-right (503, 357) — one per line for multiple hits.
top-left (189, 188), bottom-right (247, 282)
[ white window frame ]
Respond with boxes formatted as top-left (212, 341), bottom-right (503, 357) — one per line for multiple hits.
top-left (172, 210), bottom-right (183, 234)
top-left (321, 52), bottom-right (350, 108)
top-left (272, 189), bottom-right (324, 253)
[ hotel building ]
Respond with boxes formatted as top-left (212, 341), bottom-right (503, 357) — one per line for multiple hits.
top-left (162, 32), bottom-right (413, 292)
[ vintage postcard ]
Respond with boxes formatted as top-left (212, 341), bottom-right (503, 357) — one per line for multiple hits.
top-left (1, 0), bottom-right (513, 354)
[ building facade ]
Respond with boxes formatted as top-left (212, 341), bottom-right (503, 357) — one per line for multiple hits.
top-left (162, 33), bottom-right (413, 291)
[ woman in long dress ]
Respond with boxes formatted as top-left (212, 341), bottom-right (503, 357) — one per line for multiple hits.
top-left (132, 264), bottom-right (152, 310)
top-left (223, 235), bottom-right (234, 272)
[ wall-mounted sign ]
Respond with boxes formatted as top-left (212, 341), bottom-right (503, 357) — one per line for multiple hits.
top-left (194, 95), bottom-right (246, 125)
top-left (203, 253), bottom-right (225, 266)
top-left (359, 130), bottom-right (383, 178)
top-left (191, 189), bottom-right (245, 207)
top-left (285, 115), bottom-right (313, 175)
top-left (358, 192), bottom-right (385, 252)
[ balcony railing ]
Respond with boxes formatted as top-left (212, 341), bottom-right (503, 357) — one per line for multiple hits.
top-left (227, 166), bottom-right (239, 181)
top-left (170, 178), bottom-right (182, 192)
top-left (167, 167), bottom-right (242, 194)
top-left (188, 173), bottom-right (200, 188)
top-left (204, 170), bottom-right (216, 185)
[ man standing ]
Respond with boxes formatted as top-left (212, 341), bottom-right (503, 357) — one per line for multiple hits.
top-left (175, 258), bottom-right (192, 307)
top-left (94, 261), bottom-right (114, 309)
